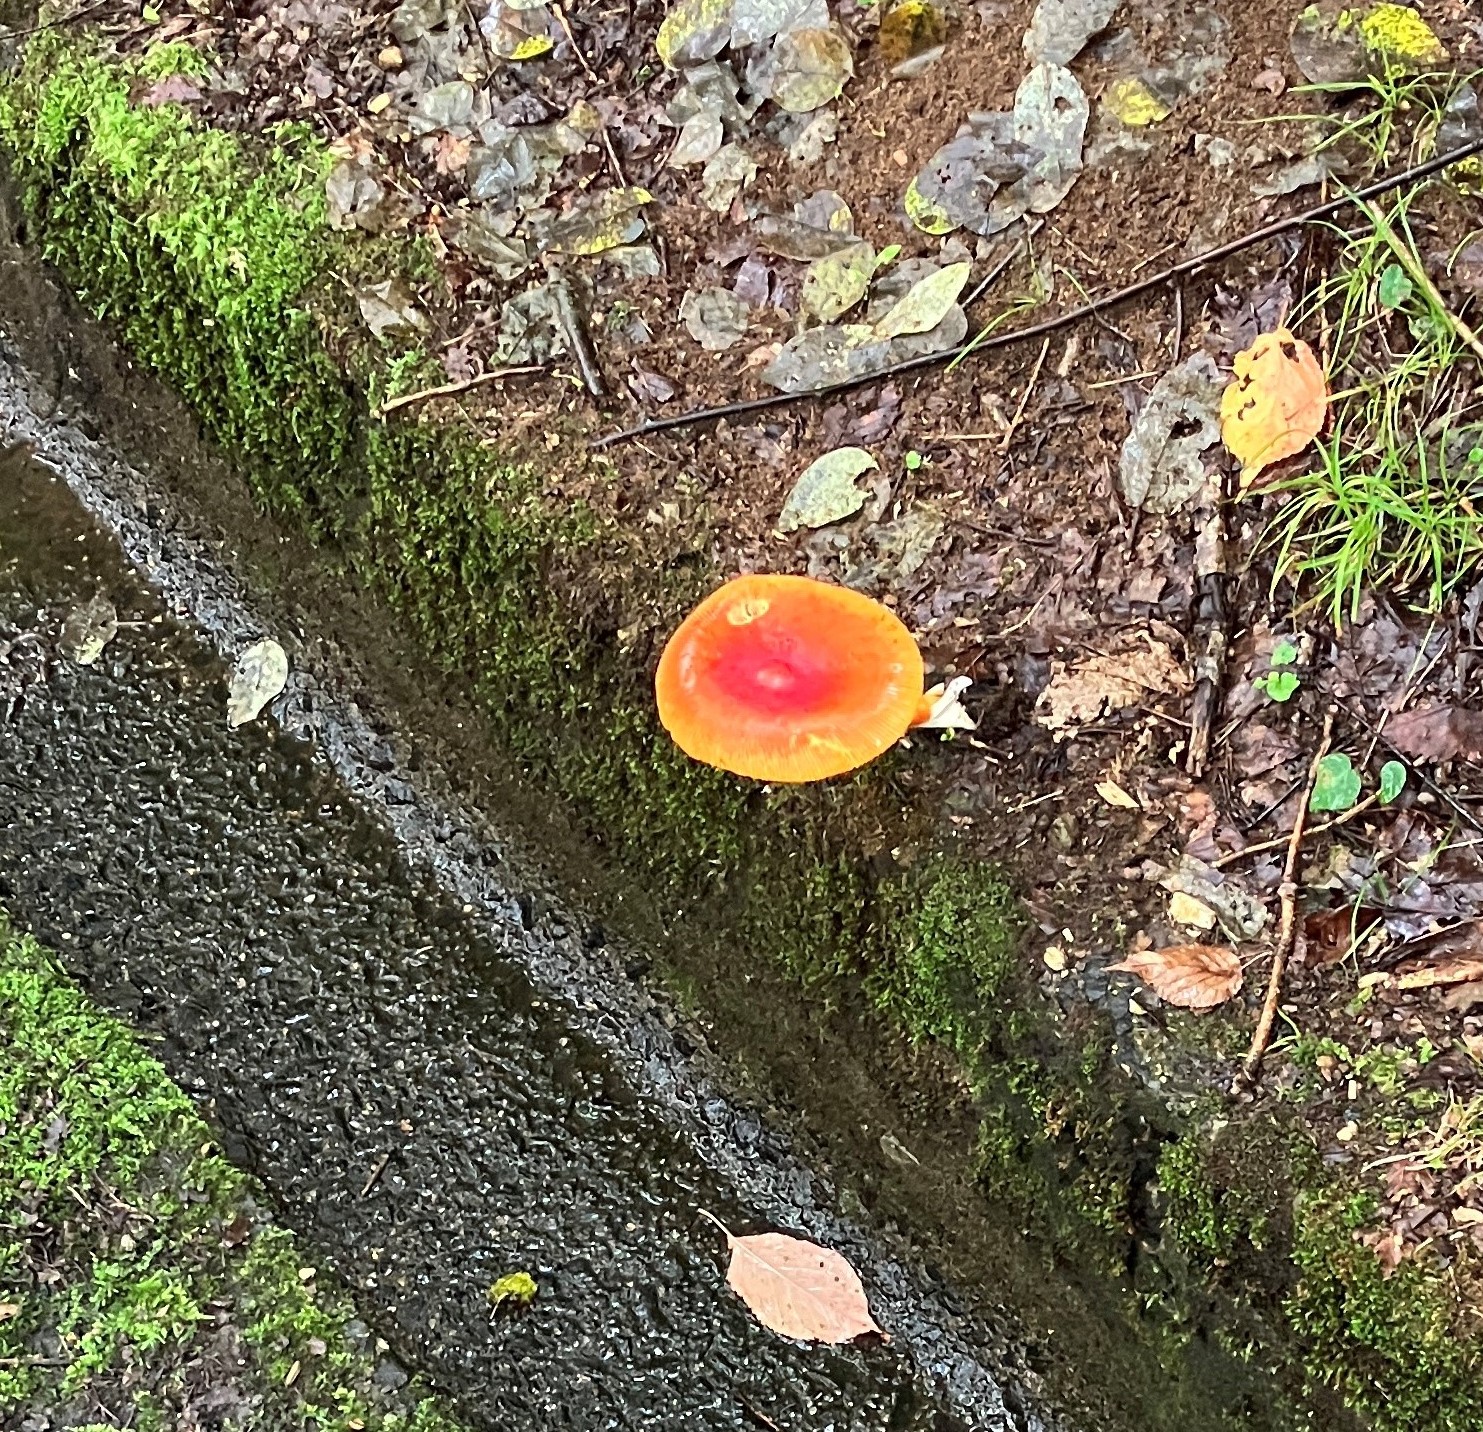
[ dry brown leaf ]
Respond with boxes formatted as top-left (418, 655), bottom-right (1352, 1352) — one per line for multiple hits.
top-left (1220, 327), bottom-right (1328, 488)
top-left (1442, 980), bottom-right (1483, 1012)
top-left (1108, 943), bottom-right (1243, 1009)
top-left (1035, 639), bottom-right (1189, 734)
top-left (1394, 957), bottom-right (1483, 991)
top-left (1386, 704), bottom-right (1483, 765)
top-left (706, 1215), bottom-right (885, 1344)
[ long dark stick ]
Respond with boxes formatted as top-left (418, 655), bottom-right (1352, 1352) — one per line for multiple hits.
top-left (593, 137), bottom-right (1483, 449)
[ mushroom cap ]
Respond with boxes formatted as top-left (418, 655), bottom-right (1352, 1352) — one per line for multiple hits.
top-left (655, 574), bottom-right (925, 783)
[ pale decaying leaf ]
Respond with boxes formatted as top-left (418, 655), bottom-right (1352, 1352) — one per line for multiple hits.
top-left (1393, 957), bottom-right (1483, 992)
top-left (1108, 943), bottom-right (1243, 1010)
top-left (1095, 779), bottom-right (1140, 810)
top-left (778, 446), bottom-right (879, 531)
top-left (1119, 353), bottom-right (1222, 513)
top-left (60, 595), bottom-right (119, 666)
top-left (713, 1220), bottom-right (886, 1343)
top-left (872, 261), bottom-right (970, 340)
top-left (1035, 638), bottom-right (1190, 734)
top-left (228, 639), bottom-right (289, 730)
top-left (657, 0), bottom-right (734, 68)
top-left (1168, 891), bottom-right (1218, 930)
top-left (1155, 854), bottom-right (1268, 941)
top-left (802, 243), bottom-right (874, 323)
top-left (1220, 327), bottom-right (1329, 487)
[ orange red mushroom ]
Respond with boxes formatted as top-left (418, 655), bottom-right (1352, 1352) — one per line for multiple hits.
top-left (655, 574), bottom-right (933, 783)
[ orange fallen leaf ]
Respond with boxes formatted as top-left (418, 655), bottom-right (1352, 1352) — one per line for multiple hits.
top-left (1220, 326), bottom-right (1328, 488)
top-left (1108, 943), bottom-right (1243, 1009)
top-left (701, 1212), bottom-right (886, 1344)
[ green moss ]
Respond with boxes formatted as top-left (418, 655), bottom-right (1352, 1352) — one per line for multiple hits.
top-left (0, 31), bottom-right (352, 527)
top-left (1288, 1191), bottom-right (1482, 1432)
top-left (871, 858), bottom-right (1023, 1052)
top-left (0, 916), bottom-right (464, 1430)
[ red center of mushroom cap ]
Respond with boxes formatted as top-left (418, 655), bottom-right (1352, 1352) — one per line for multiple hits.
top-left (654, 574), bottom-right (926, 784)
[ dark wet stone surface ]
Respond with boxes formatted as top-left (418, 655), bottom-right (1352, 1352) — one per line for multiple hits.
top-left (0, 450), bottom-right (1047, 1430)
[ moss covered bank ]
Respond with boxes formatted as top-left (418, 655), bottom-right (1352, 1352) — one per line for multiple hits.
top-left (0, 13), bottom-right (1480, 1429)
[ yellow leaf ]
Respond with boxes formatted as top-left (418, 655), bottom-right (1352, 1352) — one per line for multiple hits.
top-left (1104, 76), bottom-right (1170, 127)
top-left (877, 0), bottom-right (945, 66)
top-left (904, 175), bottom-right (955, 235)
top-left (1220, 326), bottom-right (1329, 488)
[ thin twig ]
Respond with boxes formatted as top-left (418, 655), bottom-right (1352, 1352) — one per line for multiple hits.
top-left (551, 1), bottom-right (601, 82)
top-left (1213, 791), bottom-right (1380, 869)
top-left (0, 1), bottom-right (109, 39)
top-left (997, 336), bottom-right (1051, 455)
top-left (1238, 709), bottom-right (1335, 1091)
top-left (592, 137), bottom-right (1483, 449)
top-left (375, 365), bottom-right (542, 417)
top-left (0, 1355), bottom-right (70, 1368)
top-left (359, 1151), bottom-right (393, 1198)
top-left (553, 277), bottom-right (606, 398)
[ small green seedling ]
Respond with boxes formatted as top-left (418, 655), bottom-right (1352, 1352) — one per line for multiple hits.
top-left (1254, 639), bottom-right (1301, 702)
top-left (1310, 752), bottom-right (1362, 812)
top-left (1377, 262), bottom-right (1413, 310)
top-left (904, 449), bottom-right (926, 472)
top-left (488, 1271), bottom-right (538, 1313)
top-left (874, 244), bottom-right (902, 271)
top-left (1380, 759), bottom-right (1407, 804)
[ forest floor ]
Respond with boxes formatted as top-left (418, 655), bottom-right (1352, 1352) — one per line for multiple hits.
top-left (9, 0), bottom-right (1483, 1422)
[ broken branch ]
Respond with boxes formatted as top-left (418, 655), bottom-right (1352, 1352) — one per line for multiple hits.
top-left (375, 365), bottom-right (543, 418)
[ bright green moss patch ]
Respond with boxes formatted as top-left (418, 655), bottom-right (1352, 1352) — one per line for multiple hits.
top-left (0, 916), bottom-right (465, 1430)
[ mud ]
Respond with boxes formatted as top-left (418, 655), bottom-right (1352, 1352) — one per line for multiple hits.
top-left (0, 405), bottom-right (1066, 1428)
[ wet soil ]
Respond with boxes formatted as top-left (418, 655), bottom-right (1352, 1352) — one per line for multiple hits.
top-left (0, 448), bottom-right (1043, 1431)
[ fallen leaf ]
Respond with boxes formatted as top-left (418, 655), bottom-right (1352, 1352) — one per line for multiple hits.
top-left (357, 278), bottom-right (428, 339)
top-left (1386, 705), bottom-right (1483, 764)
top-left (656, 0), bottom-right (733, 67)
top-left (879, 0), bottom-right (946, 66)
top-left (0, 1302), bottom-right (18, 1321)
top-left (1304, 905), bottom-right (1383, 965)
top-left (1168, 892), bottom-right (1217, 930)
top-left (670, 112), bottom-right (725, 168)
top-left (1035, 639), bottom-right (1190, 733)
top-left (802, 243), bottom-right (875, 323)
top-left (731, 0), bottom-right (827, 47)
top-left (1104, 75), bottom-right (1171, 126)
top-left (1023, 0), bottom-right (1117, 65)
top-left (758, 26), bottom-right (854, 113)
top-left (680, 287), bottom-right (751, 350)
top-left (60, 595), bottom-right (118, 666)
top-left (914, 675), bottom-right (976, 730)
top-left (140, 74), bottom-right (202, 107)
top-left (1155, 855), bottom-right (1268, 940)
top-left (710, 1218), bottom-right (886, 1343)
top-left (1118, 353), bottom-right (1223, 513)
top-left (1441, 980), bottom-right (1483, 1012)
top-left (1395, 957), bottom-right (1483, 991)
top-left (1096, 779), bottom-right (1140, 809)
top-left (540, 187), bottom-right (653, 256)
top-left (228, 639), bottom-right (288, 730)
top-left (1108, 943), bottom-right (1243, 1009)
top-left (778, 446), bottom-right (879, 531)
top-left (1220, 327), bottom-right (1329, 487)
top-left (872, 261), bottom-right (971, 339)
top-left (701, 144), bottom-right (757, 212)
top-left (1310, 752), bottom-right (1361, 812)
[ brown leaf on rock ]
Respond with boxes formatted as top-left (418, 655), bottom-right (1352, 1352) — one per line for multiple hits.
top-left (1441, 980), bottom-right (1483, 1013)
top-left (1386, 704), bottom-right (1483, 764)
top-left (1108, 943), bottom-right (1243, 1009)
top-left (710, 1218), bottom-right (886, 1344)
